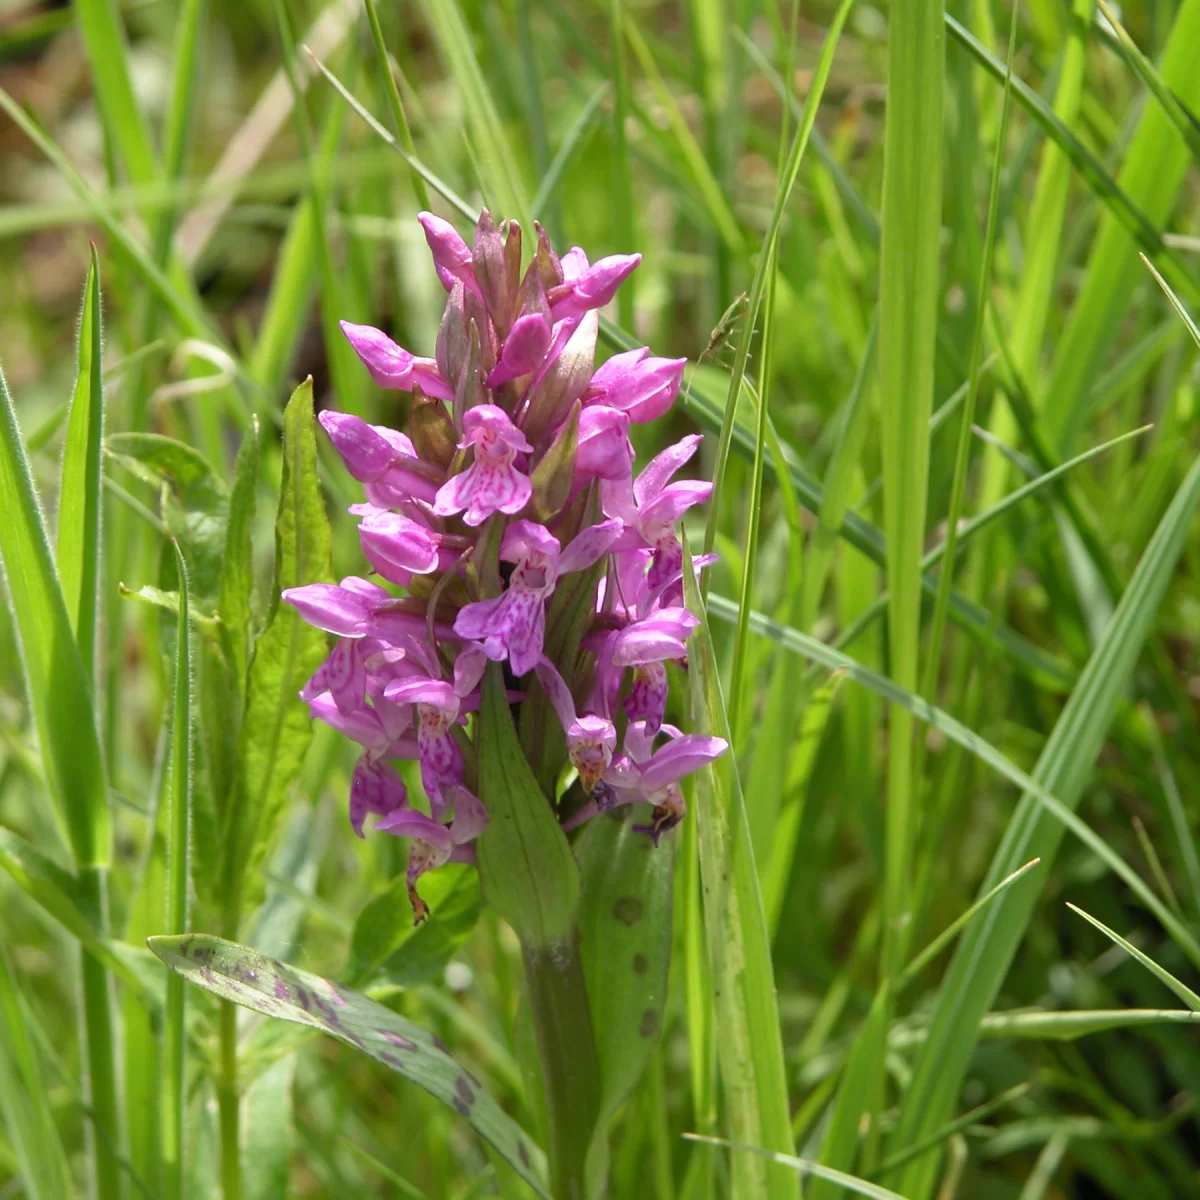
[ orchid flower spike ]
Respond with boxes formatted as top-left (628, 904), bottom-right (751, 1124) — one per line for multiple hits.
top-left (285, 211), bottom-right (723, 915)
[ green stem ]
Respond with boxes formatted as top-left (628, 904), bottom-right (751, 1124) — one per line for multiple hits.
top-left (218, 998), bottom-right (241, 1200)
top-left (78, 867), bottom-right (122, 1200)
top-left (523, 933), bottom-right (602, 1200)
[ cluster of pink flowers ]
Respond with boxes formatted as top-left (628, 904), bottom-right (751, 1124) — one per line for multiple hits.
top-left (283, 211), bottom-right (726, 920)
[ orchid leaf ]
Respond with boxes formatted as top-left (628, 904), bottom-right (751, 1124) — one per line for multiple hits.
top-left (147, 933), bottom-right (549, 1197)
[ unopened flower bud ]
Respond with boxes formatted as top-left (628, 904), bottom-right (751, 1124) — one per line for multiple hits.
top-left (408, 391), bottom-right (458, 470)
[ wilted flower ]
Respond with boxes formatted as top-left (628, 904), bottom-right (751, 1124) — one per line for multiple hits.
top-left (283, 209), bottom-right (725, 920)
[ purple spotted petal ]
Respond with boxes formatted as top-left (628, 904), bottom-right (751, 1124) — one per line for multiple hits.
top-left (559, 518), bottom-right (623, 575)
top-left (349, 755), bottom-right (408, 837)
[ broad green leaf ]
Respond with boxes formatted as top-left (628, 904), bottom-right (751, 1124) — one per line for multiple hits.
top-left (147, 933), bottom-right (549, 1197)
top-left (56, 247), bottom-right (104, 678)
top-left (346, 863), bottom-right (484, 988)
top-left (682, 537), bottom-right (797, 1200)
top-left (476, 664), bottom-right (580, 949)
top-left (576, 809), bottom-right (675, 1183)
top-left (219, 380), bottom-right (330, 929)
top-left (0, 944), bottom-right (72, 1200)
top-left (890, 450), bottom-right (1200, 1198)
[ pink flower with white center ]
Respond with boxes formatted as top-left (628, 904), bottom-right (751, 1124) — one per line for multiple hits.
top-left (534, 659), bottom-right (617, 794)
top-left (433, 404), bottom-right (533, 526)
top-left (604, 434), bottom-right (713, 607)
top-left (375, 785), bottom-right (488, 922)
top-left (340, 321), bottom-right (453, 401)
top-left (383, 646), bottom-right (487, 815)
top-left (454, 518), bottom-right (621, 676)
top-left (565, 722), bottom-right (728, 843)
top-left (585, 348), bottom-right (687, 424)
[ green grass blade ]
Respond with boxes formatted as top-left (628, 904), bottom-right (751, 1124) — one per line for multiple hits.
top-left (1096, 0), bottom-right (1200, 166)
top-left (915, 5), bottom-right (1017, 725)
top-left (870, 1083), bottom-right (1030, 1179)
top-left (531, 82), bottom-right (609, 220)
top-left (683, 1136), bottom-right (907, 1200)
top-left (363, 0), bottom-right (430, 212)
top-left (1066, 905), bottom-right (1200, 1011)
top-left (760, 671), bottom-right (843, 935)
top-left (148, 933), bottom-right (550, 1197)
top-left (419, 0), bottom-right (533, 231)
top-left (703, 593), bottom-right (1200, 972)
top-left (896, 859), bottom-right (1041, 993)
top-left (56, 247), bottom-right (104, 681)
top-left (683, 537), bottom-right (797, 1200)
top-left (162, 542), bottom-right (194, 1200)
top-left (1036, 0), bottom-right (1200, 445)
top-left (0, 364), bottom-right (109, 873)
top-left (0, 944), bottom-right (73, 1200)
top-left (272, 2), bottom-right (364, 417)
top-left (622, 18), bottom-right (744, 255)
top-left (304, 51), bottom-right (476, 221)
top-left (71, 0), bottom-right (157, 184)
top-left (876, 0), bottom-right (944, 974)
top-left (609, 0), bottom-right (636, 327)
top-left (702, 1), bottom-right (853, 563)
top-left (889, 449), bottom-right (1200, 1199)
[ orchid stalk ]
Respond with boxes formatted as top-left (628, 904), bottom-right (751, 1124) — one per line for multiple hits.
top-left (283, 211), bottom-right (725, 1196)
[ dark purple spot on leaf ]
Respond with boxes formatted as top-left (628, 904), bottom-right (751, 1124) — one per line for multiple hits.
top-left (379, 1052), bottom-right (403, 1068)
top-left (431, 1035), bottom-right (450, 1055)
top-left (381, 1030), bottom-right (416, 1051)
top-left (612, 896), bottom-right (644, 926)
top-left (455, 1076), bottom-right (475, 1108)
top-left (274, 978), bottom-right (290, 1002)
top-left (632, 953), bottom-right (648, 975)
top-left (453, 1097), bottom-right (470, 1117)
top-left (295, 988), bottom-right (312, 1012)
top-left (518, 1142), bottom-right (531, 1169)
top-left (639, 1009), bottom-right (659, 1038)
